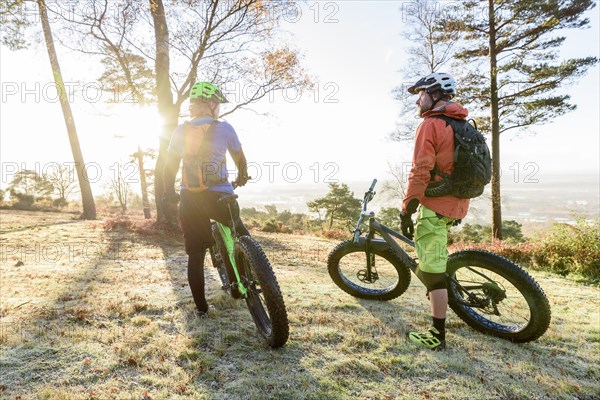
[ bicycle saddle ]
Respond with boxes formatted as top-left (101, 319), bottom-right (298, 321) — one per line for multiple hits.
top-left (218, 193), bottom-right (239, 204)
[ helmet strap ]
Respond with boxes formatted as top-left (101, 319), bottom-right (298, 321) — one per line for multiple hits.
top-left (429, 92), bottom-right (442, 110)
top-left (208, 102), bottom-right (219, 119)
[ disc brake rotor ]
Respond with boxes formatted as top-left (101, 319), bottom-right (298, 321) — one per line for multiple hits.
top-left (357, 269), bottom-right (379, 283)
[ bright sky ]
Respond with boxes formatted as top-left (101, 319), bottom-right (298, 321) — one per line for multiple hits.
top-left (1, 1), bottom-right (599, 198)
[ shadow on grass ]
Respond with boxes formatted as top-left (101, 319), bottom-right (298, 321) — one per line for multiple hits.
top-left (0, 219), bottom-right (81, 235)
top-left (353, 290), bottom-right (599, 400)
top-left (128, 227), bottom-right (343, 399)
top-left (4, 212), bottom-right (596, 399)
top-left (0, 219), bottom-right (116, 395)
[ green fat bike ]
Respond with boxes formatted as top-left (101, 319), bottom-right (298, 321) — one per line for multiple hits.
top-left (327, 179), bottom-right (551, 343)
top-left (208, 190), bottom-right (289, 348)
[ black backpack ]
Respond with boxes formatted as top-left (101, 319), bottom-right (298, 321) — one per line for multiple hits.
top-left (425, 115), bottom-right (492, 199)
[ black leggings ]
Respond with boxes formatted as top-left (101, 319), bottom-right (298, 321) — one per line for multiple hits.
top-left (179, 190), bottom-right (249, 312)
top-left (188, 252), bottom-right (209, 312)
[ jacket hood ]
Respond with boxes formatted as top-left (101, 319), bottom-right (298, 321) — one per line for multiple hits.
top-left (423, 102), bottom-right (469, 120)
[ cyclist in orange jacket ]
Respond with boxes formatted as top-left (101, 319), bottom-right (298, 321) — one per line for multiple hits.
top-left (401, 72), bottom-right (470, 350)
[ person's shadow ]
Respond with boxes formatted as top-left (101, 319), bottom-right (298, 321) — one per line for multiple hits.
top-left (132, 227), bottom-right (329, 399)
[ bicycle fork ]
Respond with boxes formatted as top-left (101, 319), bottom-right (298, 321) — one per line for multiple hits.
top-left (363, 237), bottom-right (378, 283)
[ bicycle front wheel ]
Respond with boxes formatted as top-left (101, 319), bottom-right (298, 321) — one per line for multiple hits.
top-left (447, 250), bottom-right (551, 342)
top-left (327, 240), bottom-right (412, 301)
top-left (235, 236), bottom-right (289, 348)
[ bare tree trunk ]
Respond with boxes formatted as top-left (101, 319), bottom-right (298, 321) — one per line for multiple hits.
top-left (488, 0), bottom-right (502, 240)
top-left (38, 0), bottom-right (96, 219)
top-left (136, 146), bottom-right (151, 219)
top-left (111, 169), bottom-right (129, 214)
top-left (149, 0), bottom-right (178, 225)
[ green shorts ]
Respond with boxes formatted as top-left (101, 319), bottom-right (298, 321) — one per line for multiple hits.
top-left (415, 206), bottom-right (455, 274)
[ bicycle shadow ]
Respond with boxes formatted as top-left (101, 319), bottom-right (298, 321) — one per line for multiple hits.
top-left (351, 286), bottom-right (572, 397)
top-left (128, 228), bottom-right (337, 399)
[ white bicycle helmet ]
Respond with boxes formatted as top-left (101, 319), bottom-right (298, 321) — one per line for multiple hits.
top-left (408, 72), bottom-right (457, 96)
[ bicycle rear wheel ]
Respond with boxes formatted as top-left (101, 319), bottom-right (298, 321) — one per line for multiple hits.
top-left (327, 240), bottom-right (412, 300)
top-left (447, 250), bottom-right (551, 342)
top-left (235, 236), bottom-right (289, 348)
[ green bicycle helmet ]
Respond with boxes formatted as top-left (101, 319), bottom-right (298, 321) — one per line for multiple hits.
top-left (189, 82), bottom-right (229, 103)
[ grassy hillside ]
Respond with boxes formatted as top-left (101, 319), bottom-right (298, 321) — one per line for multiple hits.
top-left (0, 210), bottom-right (598, 399)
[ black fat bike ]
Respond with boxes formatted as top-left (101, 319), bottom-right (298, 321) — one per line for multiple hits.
top-left (327, 179), bottom-right (551, 343)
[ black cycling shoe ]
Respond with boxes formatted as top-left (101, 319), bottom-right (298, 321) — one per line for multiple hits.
top-left (193, 305), bottom-right (215, 318)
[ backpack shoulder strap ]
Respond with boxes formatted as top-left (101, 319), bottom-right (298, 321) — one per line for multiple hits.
top-left (426, 115), bottom-right (467, 180)
top-left (428, 115), bottom-right (472, 147)
top-left (427, 114), bottom-right (454, 125)
top-left (427, 114), bottom-right (467, 131)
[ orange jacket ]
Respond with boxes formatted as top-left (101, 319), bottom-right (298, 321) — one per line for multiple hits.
top-left (402, 102), bottom-right (470, 220)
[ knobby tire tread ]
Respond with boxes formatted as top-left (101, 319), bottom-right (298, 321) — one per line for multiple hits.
top-left (236, 236), bottom-right (289, 348)
top-left (327, 239), bottom-right (412, 301)
top-left (447, 249), bottom-right (551, 342)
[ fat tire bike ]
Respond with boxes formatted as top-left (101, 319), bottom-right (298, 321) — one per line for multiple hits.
top-left (327, 179), bottom-right (551, 343)
top-left (208, 186), bottom-right (289, 348)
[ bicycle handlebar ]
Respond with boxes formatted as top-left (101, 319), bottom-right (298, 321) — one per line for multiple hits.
top-left (362, 178), bottom-right (377, 210)
top-left (368, 179), bottom-right (377, 192)
top-left (232, 176), bottom-right (253, 189)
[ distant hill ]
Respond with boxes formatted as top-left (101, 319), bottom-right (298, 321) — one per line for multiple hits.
top-left (238, 172), bottom-right (599, 230)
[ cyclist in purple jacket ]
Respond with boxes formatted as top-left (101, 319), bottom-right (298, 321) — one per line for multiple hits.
top-left (163, 82), bottom-right (249, 315)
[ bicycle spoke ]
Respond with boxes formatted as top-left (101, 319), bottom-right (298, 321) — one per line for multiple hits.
top-left (452, 266), bottom-right (532, 330)
top-left (338, 252), bottom-right (400, 290)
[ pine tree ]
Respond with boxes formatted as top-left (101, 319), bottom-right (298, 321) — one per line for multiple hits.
top-left (307, 184), bottom-right (361, 230)
top-left (438, 0), bottom-right (597, 239)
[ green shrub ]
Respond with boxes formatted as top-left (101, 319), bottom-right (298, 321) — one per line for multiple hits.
top-left (457, 241), bottom-right (538, 267)
top-left (322, 228), bottom-right (349, 240)
top-left (451, 218), bottom-right (598, 282)
top-left (449, 220), bottom-right (525, 245)
top-left (53, 197), bottom-right (69, 208)
top-left (532, 217), bottom-right (600, 281)
top-left (378, 207), bottom-right (402, 232)
top-left (261, 217), bottom-right (292, 234)
top-left (241, 206), bottom-right (308, 234)
top-left (10, 190), bottom-right (34, 209)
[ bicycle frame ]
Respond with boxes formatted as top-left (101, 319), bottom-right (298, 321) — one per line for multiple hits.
top-left (351, 179), bottom-right (418, 277)
top-left (214, 221), bottom-right (249, 298)
top-left (211, 179), bottom-right (255, 300)
top-left (352, 179), bottom-right (469, 295)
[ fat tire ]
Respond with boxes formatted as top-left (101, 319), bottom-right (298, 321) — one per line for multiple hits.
top-left (327, 240), bottom-right (412, 301)
top-left (447, 250), bottom-right (551, 342)
top-left (235, 236), bottom-right (289, 348)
